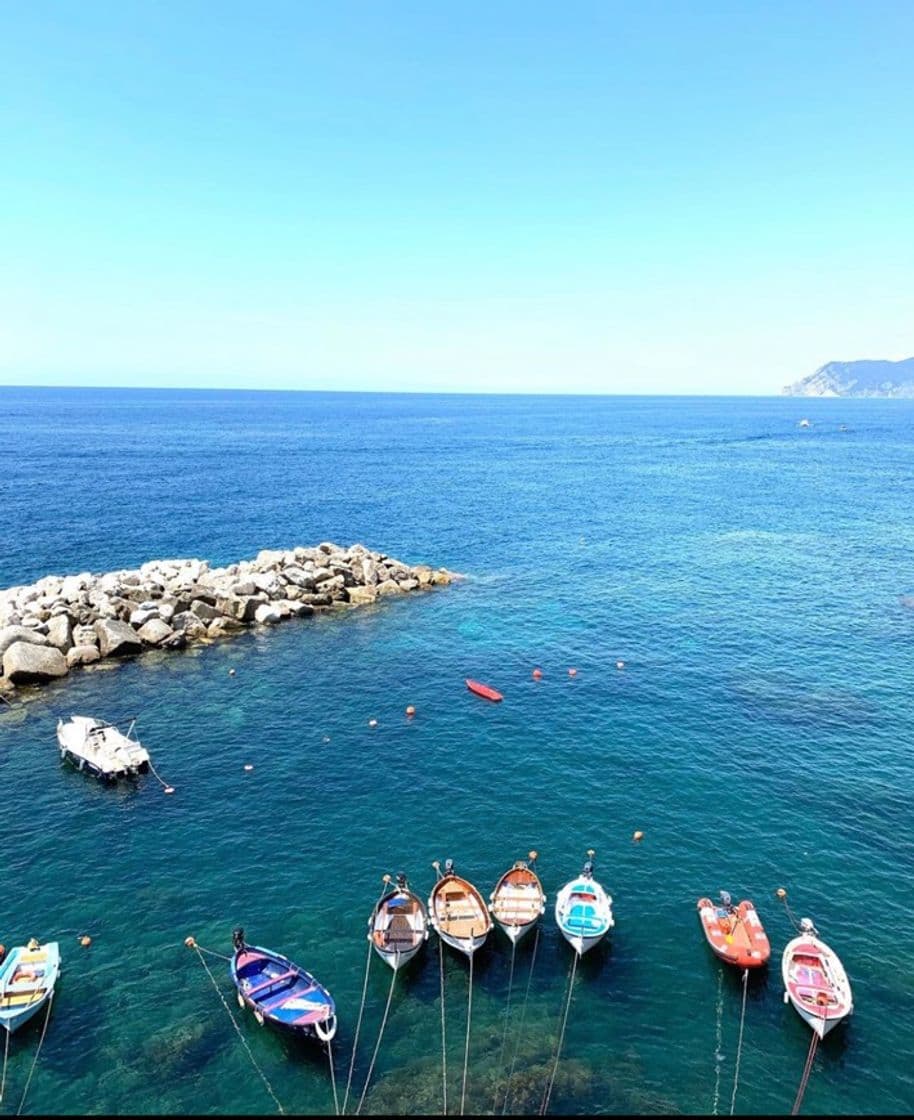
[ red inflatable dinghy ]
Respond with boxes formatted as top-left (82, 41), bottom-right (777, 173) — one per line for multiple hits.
top-left (465, 679), bottom-right (503, 702)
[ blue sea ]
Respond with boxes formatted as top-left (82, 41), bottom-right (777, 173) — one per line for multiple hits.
top-left (1, 388), bottom-right (913, 1116)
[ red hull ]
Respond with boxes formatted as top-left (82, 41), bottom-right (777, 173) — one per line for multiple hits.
top-left (465, 679), bottom-right (503, 702)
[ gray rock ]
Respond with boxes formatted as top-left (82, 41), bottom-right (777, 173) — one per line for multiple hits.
top-left (3, 641), bottom-right (69, 683)
top-left (137, 619), bottom-right (175, 646)
top-left (254, 603), bottom-right (282, 624)
top-left (72, 625), bottom-right (98, 648)
top-left (67, 644), bottom-right (101, 667)
top-left (45, 614), bottom-right (73, 651)
top-left (347, 585), bottom-right (378, 605)
top-left (215, 595), bottom-right (261, 623)
top-left (171, 612), bottom-right (208, 641)
top-left (397, 579), bottom-right (419, 592)
top-left (288, 602), bottom-right (315, 618)
top-left (0, 625), bottom-right (49, 659)
top-left (231, 581), bottom-right (256, 597)
top-left (376, 579), bottom-right (403, 596)
top-left (95, 618), bottom-right (143, 657)
top-left (190, 599), bottom-right (219, 621)
top-left (130, 607), bottom-right (160, 628)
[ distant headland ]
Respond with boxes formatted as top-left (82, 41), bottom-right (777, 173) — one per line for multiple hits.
top-left (0, 544), bottom-right (454, 701)
top-left (783, 357), bottom-right (914, 398)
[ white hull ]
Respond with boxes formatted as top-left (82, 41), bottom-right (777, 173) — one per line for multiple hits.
top-left (555, 874), bottom-right (613, 957)
top-left (435, 927), bottom-right (488, 957)
top-left (782, 932), bottom-right (853, 1038)
top-left (496, 919), bottom-right (538, 945)
top-left (56, 716), bottom-right (150, 779)
top-left (371, 942), bottom-right (423, 971)
top-left (559, 929), bottom-right (605, 956)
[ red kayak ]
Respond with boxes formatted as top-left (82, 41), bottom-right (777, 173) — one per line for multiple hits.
top-left (466, 679), bottom-right (503, 702)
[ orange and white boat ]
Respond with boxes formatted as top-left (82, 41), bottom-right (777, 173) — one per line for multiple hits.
top-left (489, 854), bottom-right (546, 944)
top-left (696, 892), bottom-right (770, 969)
top-left (782, 919), bottom-right (853, 1038)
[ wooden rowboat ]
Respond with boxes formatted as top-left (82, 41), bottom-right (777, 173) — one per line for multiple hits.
top-left (465, 679), bottom-right (503, 702)
top-left (782, 919), bottom-right (853, 1039)
top-left (428, 860), bottom-right (492, 956)
top-left (0, 939), bottom-right (60, 1034)
top-left (489, 854), bottom-right (546, 944)
top-left (368, 873), bottom-right (429, 971)
top-left (696, 892), bottom-right (771, 969)
top-left (230, 928), bottom-right (336, 1042)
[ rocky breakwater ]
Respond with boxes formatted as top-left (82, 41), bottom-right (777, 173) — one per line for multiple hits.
top-left (0, 543), bottom-right (454, 701)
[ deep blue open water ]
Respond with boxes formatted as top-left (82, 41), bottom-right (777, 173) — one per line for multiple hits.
top-left (1, 388), bottom-right (913, 1115)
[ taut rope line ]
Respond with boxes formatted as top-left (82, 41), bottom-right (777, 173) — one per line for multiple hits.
top-left (354, 958), bottom-right (398, 1115)
top-left (539, 950), bottom-right (579, 1115)
top-left (791, 1031), bottom-right (819, 1115)
top-left (711, 967), bottom-right (724, 1115)
top-left (490, 938), bottom-right (517, 1114)
top-left (15, 991), bottom-right (54, 1117)
top-left (187, 939), bottom-right (286, 1115)
top-left (729, 969), bottom-right (749, 1115)
top-left (459, 949), bottom-right (475, 1116)
top-left (503, 924), bottom-right (541, 1115)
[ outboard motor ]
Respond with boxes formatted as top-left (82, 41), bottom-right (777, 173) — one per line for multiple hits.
top-left (720, 890), bottom-right (733, 909)
top-left (232, 927), bottom-right (246, 952)
top-left (799, 917), bottom-right (818, 936)
top-left (583, 859), bottom-right (594, 877)
top-left (396, 872), bottom-right (408, 890)
top-left (444, 858), bottom-right (454, 876)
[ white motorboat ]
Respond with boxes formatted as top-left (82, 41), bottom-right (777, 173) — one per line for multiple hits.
top-left (56, 715), bottom-right (150, 780)
top-left (555, 851), bottom-right (614, 956)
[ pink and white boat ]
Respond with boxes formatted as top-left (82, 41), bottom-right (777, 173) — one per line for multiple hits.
top-left (782, 919), bottom-right (853, 1038)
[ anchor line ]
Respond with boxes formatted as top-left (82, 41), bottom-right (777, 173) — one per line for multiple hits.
top-left (1, 1020), bottom-right (10, 1105)
top-left (491, 938), bottom-right (517, 1114)
top-left (729, 969), bottom-right (749, 1115)
top-left (433, 863), bottom-right (448, 1117)
top-left (147, 757), bottom-right (175, 793)
top-left (503, 924), bottom-right (541, 1115)
top-left (539, 949), bottom-right (580, 1115)
top-left (15, 990), bottom-right (54, 1117)
top-left (711, 967), bottom-right (724, 1116)
top-left (354, 958), bottom-right (398, 1115)
top-left (326, 1037), bottom-right (340, 1117)
top-left (791, 1030), bottom-right (819, 1116)
top-left (459, 949), bottom-right (475, 1117)
top-left (190, 942), bottom-right (286, 1115)
top-left (343, 878), bottom-right (391, 1117)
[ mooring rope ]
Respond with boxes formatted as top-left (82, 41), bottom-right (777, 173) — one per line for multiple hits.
top-left (791, 1030), bottom-right (819, 1115)
top-left (711, 967), bottom-right (724, 1115)
top-left (503, 924), bottom-right (541, 1115)
top-left (490, 939), bottom-right (517, 1114)
top-left (354, 959), bottom-right (398, 1115)
top-left (433, 863), bottom-right (448, 1118)
top-left (147, 757), bottom-right (175, 794)
top-left (343, 878), bottom-right (391, 1116)
top-left (187, 940), bottom-right (286, 1115)
top-left (326, 1038), bottom-right (340, 1117)
top-left (729, 969), bottom-right (749, 1115)
top-left (459, 950), bottom-right (475, 1116)
top-left (1, 1019), bottom-right (10, 1104)
top-left (539, 950), bottom-right (579, 1115)
top-left (15, 990), bottom-right (54, 1116)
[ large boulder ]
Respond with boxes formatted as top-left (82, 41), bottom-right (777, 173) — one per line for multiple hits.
top-left (0, 625), bottom-right (49, 659)
top-left (189, 599), bottom-right (219, 621)
top-left (67, 644), bottom-right (101, 668)
top-left (171, 612), bottom-right (208, 641)
top-left (45, 614), bottom-right (73, 651)
top-left (3, 641), bottom-right (69, 683)
top-left (95, 618), bottom-right (143, 658)
top-left (347, 585), bottom-right (378, 605)
top-left (215, 595), bottom-right (261, 623)
top-left (254, 603), bottom-right (282, 624)
top-left (376, 579), bottom-right (403, 596)
top-left (137, 619), bottom-right (175, 646)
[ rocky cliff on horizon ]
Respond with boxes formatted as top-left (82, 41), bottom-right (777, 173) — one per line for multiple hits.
top-left (783, 357), bottom-right (914, 397)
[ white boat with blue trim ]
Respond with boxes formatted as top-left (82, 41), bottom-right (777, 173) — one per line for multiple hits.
top-left (0, 939), bottom-right (60, 1033)
top-left (555, 851), bottom-right (613, 956)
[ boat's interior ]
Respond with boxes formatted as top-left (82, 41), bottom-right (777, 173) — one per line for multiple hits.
top-left (433, 881), bottom-right (488, 938)
top-left (492, 872), bottom-right (544, 925)
top-left (373, 894), bottom-right (426, 950)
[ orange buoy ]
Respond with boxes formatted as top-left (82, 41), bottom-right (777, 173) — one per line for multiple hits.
top-left (568, 668), bottom-right (577, 677)
top-left (184, 936), bottom-right (197, 949)
top-left (79, 935), bottom-right (92, 948)
top-left (532, 668), bottom-right (543, 679)
top-left (405, 705), bottom-right (416, 717)
top-left (633, 830), bottom-right (644, 842)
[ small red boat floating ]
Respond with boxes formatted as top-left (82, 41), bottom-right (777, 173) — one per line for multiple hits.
top-left (465, 679), bottom-right (503, 702)
top-left (697, 891), bottom-right (771, 969)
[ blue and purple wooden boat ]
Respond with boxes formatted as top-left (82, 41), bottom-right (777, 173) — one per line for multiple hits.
top-left (229, 928), bottom-right (337, 1042)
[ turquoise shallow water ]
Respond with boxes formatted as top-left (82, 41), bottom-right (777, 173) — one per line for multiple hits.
top-left (1, 390), bottom-right (914, 1115)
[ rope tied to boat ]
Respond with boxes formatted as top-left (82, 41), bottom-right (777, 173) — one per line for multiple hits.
top-left (711, 967), bottom-right (724, 1116)
top-left (147, 757), bottom-right (175, 795)
top-left (326, 1037), bottom-right (340, 1117)
top-left (729, 968), bottom-right (749, 1115)
top-left (433, 861), bottom-right (448, 1117)
top-left (791, 1030), bottom-right (819, 1115)
top-left (354, 956), bottom-right (399, 1115)
top-left (342, 875), bottom-right (394, 1116)
top-left (490, 938), bottom-right (517, 1114)
top-left (1, 1018), bottom-right (10, 1105)
top-left (503, 924), bottom-right (541, 1115)
top-left (15, 989), bottom-right (54, 1116)
top-left (539, 948), bottom-right (580, 1115)
top-left (186, 937), bottom-right (286, 1115)
top-left (459, 950), bottom-right (475, 1117)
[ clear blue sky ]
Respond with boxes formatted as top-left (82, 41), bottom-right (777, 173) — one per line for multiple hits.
top-left (2, 1), bottom-right (912, 393)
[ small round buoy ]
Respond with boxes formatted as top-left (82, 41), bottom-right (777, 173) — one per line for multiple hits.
top-left (633, 830), bottom-right (644, 842)
top-left (405, 705), bottom-right (416, 717)
top-left (568, 668), bottom-right (577, 677)
top-left (243, 764), bottom-right (254, 772)
top-left (369, 718), bottom-right (378, 728)
top-left (184, 936), bottom-right (197, 949)
top-left (776, 887), bottom-right (787, 899)
top-left (322, 735), bottom-right (330, 743)
top-left (616, 660), bottom-right (625, 670)
top-left (79, 935), bottom-right (92, 948)
top-left (164, 786), bottom-right (175, 795)
top-left (229, 668), bottom-right (236, 677)
top-left (532, 668), bottom-right (543, 679)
